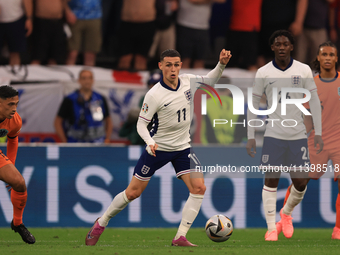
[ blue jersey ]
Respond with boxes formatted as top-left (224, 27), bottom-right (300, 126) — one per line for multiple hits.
top-left (57, 90), bottom-right (109, 143)
top-left (68, 0), bottom-right (102, 19)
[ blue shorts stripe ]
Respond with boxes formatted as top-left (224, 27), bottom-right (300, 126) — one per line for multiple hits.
top-left (134, 173), bottom-right (151, 181)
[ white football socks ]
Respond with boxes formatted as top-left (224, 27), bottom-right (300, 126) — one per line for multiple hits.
top-left (98, 190), bottom-right (131, 227)
top-left (283, 185), bottom-right (306, 216)
top-left (262, 185), bottom-right (277, 232)
top-left (175, 193), bottom-right (204, 240)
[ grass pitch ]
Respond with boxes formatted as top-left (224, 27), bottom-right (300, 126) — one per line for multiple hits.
top-left (0, 228), bottom-right (339, 255)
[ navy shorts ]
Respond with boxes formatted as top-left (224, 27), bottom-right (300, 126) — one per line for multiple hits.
top-left (260, 137), bottom-right (309, 172)
top-left (116, 21), bottom-right (156, 57)
top-left (133, 148), bottom-right (200, 181)
top-left (176, 24), bottom-right (209, 60)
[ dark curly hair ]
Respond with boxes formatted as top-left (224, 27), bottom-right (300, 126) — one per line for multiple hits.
top-left (312, 41), bottom-right (338, 73)
top-left (269, 30), bottom-right (295, 46)
top-left (0, 85), bottom-right (19, 100)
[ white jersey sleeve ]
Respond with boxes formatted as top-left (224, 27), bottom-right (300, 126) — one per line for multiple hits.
top-left (247, 69), bottom-right (264, 139)
top-left (302, 67), bottom-right (321, 135)
top-left (303, 67), bottom-right (318, 92)
top-left (184, 62), bottom-right (226, 96)
top-left (202, 62), bottom-right (226, 86)
top-left (138, 92), bottom-right (159, 146)
top-left (252, 69), bottom-right (265, 97)
top-left (139, 92), bottom-right (159, 123)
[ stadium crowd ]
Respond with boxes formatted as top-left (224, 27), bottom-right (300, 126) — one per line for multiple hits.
top-left (0, 0), bottom-right (339, 70)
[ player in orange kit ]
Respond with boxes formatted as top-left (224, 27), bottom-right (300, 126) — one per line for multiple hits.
top-left (0, 85), bottom-right (35, 244)
top-left (276, 41), bottom-right (340, 239)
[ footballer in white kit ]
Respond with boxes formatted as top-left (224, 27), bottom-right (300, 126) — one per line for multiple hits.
top-left (85, 49), bottom-right (232, 247)
top-left (252, 58), bottom-right (318, 141)
top-left (246, 30), bottom-right (323, 242)
top-left (136, 68), bottom-right (225, 180)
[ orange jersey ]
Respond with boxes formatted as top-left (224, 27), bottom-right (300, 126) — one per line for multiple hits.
top-left (0, 112), bottom-right (22, 138)
top-left (307, 73), bottom-right (340, 150)
top-left (0, 112), bottom-right (21, 167)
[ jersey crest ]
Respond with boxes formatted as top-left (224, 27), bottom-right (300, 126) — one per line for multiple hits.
top-left (0, 129), bottom-right (9, 137)
top-left (141, 165), bottom-right (150, 175)
top-left (291, 75), bottom-right (301, 87)
top-left (184, 89), bottom-right (192, 101)
top-left (262, 154), bottom-right (269, 164)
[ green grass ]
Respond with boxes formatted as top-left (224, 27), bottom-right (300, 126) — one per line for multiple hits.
top-left (0, 228), bottom-right (340, 255)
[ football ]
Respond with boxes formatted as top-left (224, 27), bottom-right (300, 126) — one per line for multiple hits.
top-left (205, 214), bottom-right (233, 242)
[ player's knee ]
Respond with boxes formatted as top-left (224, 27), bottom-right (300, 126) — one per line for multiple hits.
top-left (293, 182), bottom-right (307, 192)
top-left (191, 183), bottom-right (206, 195)
top-left (200, 184), bottom-right (206, 195)
top-left (12, 176), bottom-right (26, 192)
top-left (264, 178), bottom-right (280, 188)
top-left (125, 189), bottom-right (142, 201)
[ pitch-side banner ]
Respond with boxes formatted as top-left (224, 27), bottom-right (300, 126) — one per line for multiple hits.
top-left (12, 82), bottom-right (146, 141)
top-left (15, 84), bottom-right (63, 133)
top-left (0, 145), bottom-right (337, 228)
top-left (0, 65), bottom-right (150, 84)
top-left (0, 65), bottom-right (148, 141)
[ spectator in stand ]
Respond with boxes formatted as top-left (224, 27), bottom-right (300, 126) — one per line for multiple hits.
top-left (149, 0), bottom-right (178, 65)
top-left (65, 0), bottom-right (102, 66)
top-left (295, 0), bottom-right (334, 65)
top-left (176, 0), bottom-right (226, 69)
top-left (0, 0), bottom-right (33, 66)
top-left (225, 0), bottom-right (262, 71)
top-left (329, 0), bottom-right (340, 65)
top-left (31, 0), bottom-right (68, 65)
top-left (209, 1), bottom-right (231, 61)
top-left (54, 69), bottom-right (113, 143)
top-left (258, 0), bottom-right (308, 66)
top-left (116, 0), bottom-right (157, 71)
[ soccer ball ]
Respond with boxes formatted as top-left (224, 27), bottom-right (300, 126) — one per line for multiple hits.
top-left (205, 214), bottom-right (233, 242)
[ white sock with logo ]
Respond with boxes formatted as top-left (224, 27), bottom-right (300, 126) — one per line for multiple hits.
top-left (175, 193), bottom-right (204, 240)
top-left (98, 190), bottom-right (131, 227)
top-left (283, 185), bottom-right (306, 216)
top-left (262, 185), bottom-right (277, 232)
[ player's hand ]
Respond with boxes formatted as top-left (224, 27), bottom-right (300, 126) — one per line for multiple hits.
top-left (246, 139), bottom-right (256, 158)
top-left (6, 184), bottom-right (12, 192)
top-left (219, 49), bottom-right (232, 65)
top-left (314, 135), bottom-right (324, 154)
top-left (146, 143), bottom-right (158, 157)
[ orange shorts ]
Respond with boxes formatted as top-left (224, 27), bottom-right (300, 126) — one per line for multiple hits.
top-left (308, 146), bottom-right (340, 181)
top-left (0, 150), bottom-right (12, 169)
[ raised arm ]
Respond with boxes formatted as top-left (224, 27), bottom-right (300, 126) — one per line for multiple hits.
top-left (202, 49), bottom-right (232, 85)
